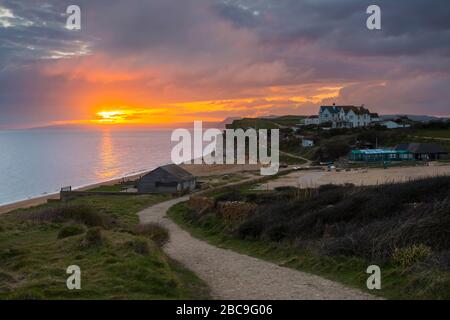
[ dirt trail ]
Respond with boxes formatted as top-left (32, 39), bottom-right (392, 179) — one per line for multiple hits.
top-left (279, 150), bottom-right (312, 164)
top-left (138, 197), bottom-right (379, 300)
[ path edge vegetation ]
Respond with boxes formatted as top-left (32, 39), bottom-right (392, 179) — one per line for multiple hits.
top-left (168, 200), bottom-right (448, 300)
top-left (167, 202), bottom-right (383, 299)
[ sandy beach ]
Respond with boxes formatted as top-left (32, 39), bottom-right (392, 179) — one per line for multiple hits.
top-left (0, 171), bottom-right (149, 215)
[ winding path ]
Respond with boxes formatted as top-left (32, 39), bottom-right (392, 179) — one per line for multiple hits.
top-left (138, 197), bottom-right (379, 300)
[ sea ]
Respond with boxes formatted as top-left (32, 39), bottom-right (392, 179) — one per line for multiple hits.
top-left (0, 129), bottom-right (175, 206)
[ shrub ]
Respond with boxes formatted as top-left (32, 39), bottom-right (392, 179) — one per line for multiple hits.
top-left (83, 227), bottom-right (103, 246)
top-left (216, 201), bottom-right (257, 222)
top-left (125, 238), bottom-right (150, 255)
top-left (237, 215), bottom-right (266, 239)
top-left (188, 196), bottom-right (214, 215)
top-left (236, 176), bottom-right (450, 261)
top-left (313, 140), bottom-right (351, 162)
top-left (274, 186), bottom-right (299, 192)
top-left (214, 190), bottom-right (244, 203)
top-left (22, 205), bottom-right (104, 227)
top-left (57, 225), bottom-right (85, 239)
top-left (134, 223), bottom-right (169, 248)
top-left (392, 244), bottom-right (432, 269)
top-left (263, 224), bottom-right (288, 242)
top-left (421, 250), bottom-right (450, 272)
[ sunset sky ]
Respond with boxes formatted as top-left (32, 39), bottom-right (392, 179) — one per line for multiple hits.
top-left (1, 0), bottom-right (450, 129)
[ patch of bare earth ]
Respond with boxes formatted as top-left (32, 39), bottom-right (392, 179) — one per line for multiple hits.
top-left (253, 164), bottom-right (450, 190)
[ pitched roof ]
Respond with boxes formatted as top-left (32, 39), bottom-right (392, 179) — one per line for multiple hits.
top-left (320, 105), bottom-right (370, 115)
top-left (160, 164), bottom-right (194, 180)
top-left (344, 106), bottom-right (370, 115)
top-left (320, 106), bottom-right (340, 114)
top-left (395, 143), bottom-right (448, 154)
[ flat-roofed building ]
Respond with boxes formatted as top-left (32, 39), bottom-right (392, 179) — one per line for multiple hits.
top-left (349, 149), bottom-right (414, 162)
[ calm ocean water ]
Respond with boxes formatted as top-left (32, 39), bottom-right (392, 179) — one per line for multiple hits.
top-left (0, 129), bottom-right (174, 205)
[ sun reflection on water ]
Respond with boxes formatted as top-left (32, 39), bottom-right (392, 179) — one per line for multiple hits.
top-left (96, 130), bottom-right (120, 180)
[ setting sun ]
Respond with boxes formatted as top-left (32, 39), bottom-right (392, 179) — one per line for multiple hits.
top-left (96, 110), bottom-right (127, 123)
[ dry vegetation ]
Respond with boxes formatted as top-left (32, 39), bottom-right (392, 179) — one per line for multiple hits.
top-left (170, 176), bottom-right (450, 299)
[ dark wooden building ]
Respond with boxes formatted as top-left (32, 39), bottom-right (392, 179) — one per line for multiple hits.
top-left (137, 164), bottom-right (196, 194)
top-left (395, 143), bottom-right (448, 160)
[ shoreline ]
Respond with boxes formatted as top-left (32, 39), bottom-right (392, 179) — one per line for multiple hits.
top-left (5, 161), bottom-right (448, 215)
top-left (0, 162), bottom-right (261, 214)
top-left (0, 171), bottom-right (149, 215)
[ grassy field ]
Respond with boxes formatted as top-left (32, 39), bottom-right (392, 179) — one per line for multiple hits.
top-left (227, 116), bottom-right (305, 130)
top-left (0, 195), bottom-right (210, 300)
top-left (86, 182), bottom-right (136, 192)
top-left (87, 185), bottom-right (128, 192)
top-left (168, 176), bottom-right (450, 300)
top-left (412, 129), bottom-right (450, 139)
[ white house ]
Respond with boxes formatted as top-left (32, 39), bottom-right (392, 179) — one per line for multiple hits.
top-left (370, 113), bottom-right (380, 122)
top-left (319, 105), bottom-right (374, 128)
top-left (303, 116), bottom-right (320, 126)
top-left (379, 120), bottom-right (411, 129)
top-left (302, 138), bottom-right (315, 147)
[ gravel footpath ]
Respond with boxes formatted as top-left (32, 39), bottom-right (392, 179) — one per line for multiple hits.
top-left (138, 197), bottom-right (379, 300)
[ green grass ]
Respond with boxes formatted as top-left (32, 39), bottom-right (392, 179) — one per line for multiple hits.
top-left (227, 118), bottom-right (280, 130)
top-left (279, 154), bottom-right (307, 165)
top-left (228, 116), bottom-right (305, 130)
top-left (168, 202), bottom-right (450, 300)
top-left (0, 195), bottom-right (210, 300)
top-left (86, 184), bottom-right (132, 192)
top-left (412, 129), bottom-right (450, 139)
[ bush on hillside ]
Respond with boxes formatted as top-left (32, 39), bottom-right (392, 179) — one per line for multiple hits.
top-left (188, 196), bottom-right (214, 215)
top-left (57, 224), bottom-right (85, 239)
top-left (125, 237), bottom-right (150, 255)
top-left (235, 176), bottom-right (450, 264)
top-left (83, 227), bottom-right (103, 247)
top-left (134, 223), bottom-right (169, 248)
top-left (313, 140), bottom-right (351, 162)
top-left (392, 244), bottom-right (432, 269)
top-left (22, 205), bottom-right (104, 227)
top-left (214, 191), bottom-right (244, 203)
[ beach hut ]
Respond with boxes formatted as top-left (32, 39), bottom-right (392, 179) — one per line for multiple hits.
top-left (137, 164), bottom-right (196, 194)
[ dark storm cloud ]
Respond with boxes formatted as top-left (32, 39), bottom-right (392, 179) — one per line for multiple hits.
top-left (217, 0), bottom-right (450, 56)
top-left (0, 0), bottom-right (91, 66)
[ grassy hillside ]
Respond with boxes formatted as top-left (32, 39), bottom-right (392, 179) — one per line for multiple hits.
top-left (227, 117), bottom-right (450, 163)
top-left (169, 176), bottom-right (450, 299)
top-left (294, 126), bottom-right (450, 162)
top-left (227, 116), bottom-right (305, 130)
top-left (0, 195), bottom-right (210, 300)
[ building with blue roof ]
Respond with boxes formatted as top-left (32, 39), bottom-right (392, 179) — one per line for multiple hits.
top-left (349, 149), bottom-right (414, 162)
